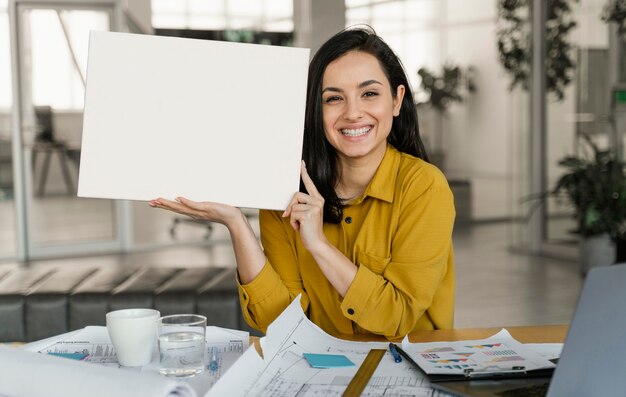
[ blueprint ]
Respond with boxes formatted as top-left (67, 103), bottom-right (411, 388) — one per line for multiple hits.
top-left (207, 296), bottom-right (453, 396)
top-left (23, 325), bottom-right (248, 396)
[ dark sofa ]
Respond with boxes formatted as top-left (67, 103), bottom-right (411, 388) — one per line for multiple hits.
top-left (0, 263), bottom-right (259, 342)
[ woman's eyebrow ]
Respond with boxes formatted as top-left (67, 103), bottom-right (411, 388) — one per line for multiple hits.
top-left (322, 79), bottom-right (383, 94)
top-left (358, 79), bottom-right (383, 88)
top-left (322, 86), bottom-right (342, 93)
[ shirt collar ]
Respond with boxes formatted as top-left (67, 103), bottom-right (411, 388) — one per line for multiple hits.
top-left (353, 144), bottom-right (400, 205)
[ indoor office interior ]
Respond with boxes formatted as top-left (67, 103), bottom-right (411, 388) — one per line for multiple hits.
top-left (0, 0), bottom-right (624, 341)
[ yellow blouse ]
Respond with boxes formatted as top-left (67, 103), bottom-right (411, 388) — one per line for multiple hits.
top-left (238, 144), bottom-right (455, 339)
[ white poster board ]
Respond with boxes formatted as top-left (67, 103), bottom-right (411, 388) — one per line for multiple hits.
top-left (78, 31), bottom-right (309, 210)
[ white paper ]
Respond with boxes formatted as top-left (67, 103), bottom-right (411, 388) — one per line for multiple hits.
top-left (207, 296), bottom-right (450, 397)
top-left (14, 325), bottom-right (249, 397)
top-left (401, 328), bottom-right (556, 376)
top-left (0, 346), bottom-right (195, 397)
top-left (78, 31), bottom-right (310, 210)
top-left (525, 343), bottom-right (563, 361)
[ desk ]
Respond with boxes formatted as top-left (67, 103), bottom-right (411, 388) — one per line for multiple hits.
top-left (251, 325), bottom-right (568, 354)
top-left (405, 325), bottom-right (568, 344)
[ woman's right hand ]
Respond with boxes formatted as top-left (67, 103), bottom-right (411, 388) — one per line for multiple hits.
top-left (148, 197), bottom-right (242, 227)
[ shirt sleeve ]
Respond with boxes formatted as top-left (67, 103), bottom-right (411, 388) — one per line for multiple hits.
top-left (238, 209), bottom-right (310, 333)
top-left (340, 166), bottom-right (456, 338)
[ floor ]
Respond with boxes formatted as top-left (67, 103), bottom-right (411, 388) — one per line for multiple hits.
top-left (0, 195), bottom-right (585, 329)
top-left (452, 223), bottom-right (583, 327)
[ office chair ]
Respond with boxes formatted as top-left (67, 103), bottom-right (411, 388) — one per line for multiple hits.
top-left (32, 106), bottom-right (76, 196)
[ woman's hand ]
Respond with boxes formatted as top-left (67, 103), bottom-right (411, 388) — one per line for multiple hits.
top-left (148, 197), bottom-right (242, 227)
top-left (283, 161), bottom-right (328, 253)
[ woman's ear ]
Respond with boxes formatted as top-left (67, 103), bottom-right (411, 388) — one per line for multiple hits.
top-left (393, 85), bottom-right (405, 117)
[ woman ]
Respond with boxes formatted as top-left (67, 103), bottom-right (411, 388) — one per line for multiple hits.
top-left (150, 27), bottom-right (455, 339)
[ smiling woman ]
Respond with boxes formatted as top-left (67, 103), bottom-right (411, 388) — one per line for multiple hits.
top-left (151, 27), bottom-right (455, 339)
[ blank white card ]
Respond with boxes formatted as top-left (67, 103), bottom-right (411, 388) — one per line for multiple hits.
top-left (78, 31), bottom-right (310, 210)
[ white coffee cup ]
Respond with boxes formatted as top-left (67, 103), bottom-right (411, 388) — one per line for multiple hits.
top-left (106, 308), bottom-right (160, 367)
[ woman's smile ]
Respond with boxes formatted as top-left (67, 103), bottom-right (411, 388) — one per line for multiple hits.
top-left (340, 125), bottom-right (372, 138)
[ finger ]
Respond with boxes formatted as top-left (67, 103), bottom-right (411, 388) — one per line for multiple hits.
top-left (300, 161), bottom-right (322, 199)
top-left (283, 192), bottom-right (309, 217)
top-left (176, 197), bottom-right (203, 210)
top-left (151, 197), bottom-right (200, 218)
top-left (283, 195), bottom-right (297, 217)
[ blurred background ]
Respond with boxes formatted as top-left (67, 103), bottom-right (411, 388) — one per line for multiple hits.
top-left (0, 0), bottom-right (625, 332)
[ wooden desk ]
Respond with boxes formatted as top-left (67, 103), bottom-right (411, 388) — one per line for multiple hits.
top-left (251, 325), bottom-right (568, 354)
top-left (406, 325), bottom-right (568, 344)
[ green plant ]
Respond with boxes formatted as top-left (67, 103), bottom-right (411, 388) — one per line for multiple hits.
top-left (551, 134), bottom-right (626, 239)
top-left (496, 0), bottom-right (578, 100)
top-left (602, 0), bottom-right (626, 36)
top-left (417, 65), bottom-right (474, 113)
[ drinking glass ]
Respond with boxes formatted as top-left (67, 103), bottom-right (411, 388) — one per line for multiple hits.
top-left (157, 314), bottom-right (207, 377)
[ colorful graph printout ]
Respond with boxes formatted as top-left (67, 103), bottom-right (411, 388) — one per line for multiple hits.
top-left (401, 329), bottom-right (556, 376)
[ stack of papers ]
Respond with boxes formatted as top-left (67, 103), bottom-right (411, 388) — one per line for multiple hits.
top-left (207, 296), bottom-right (449, 397)
top-left (0, 326), bottom-right (248, 397)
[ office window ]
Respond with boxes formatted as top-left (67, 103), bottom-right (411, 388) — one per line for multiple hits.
top-left (152, 0), bottom-right (293, 32)
top-left (23, 9), bottom-right (108, 110)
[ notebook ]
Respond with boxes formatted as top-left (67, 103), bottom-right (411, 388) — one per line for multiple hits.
top-left (432, 263), bottom-right (626, 397)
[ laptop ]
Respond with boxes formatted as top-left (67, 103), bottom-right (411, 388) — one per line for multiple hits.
top-left (434, 263), bottom-right (626, 397)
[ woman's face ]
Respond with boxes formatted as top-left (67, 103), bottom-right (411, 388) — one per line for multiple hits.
top-left (321, 50), bottom-right (404, 164)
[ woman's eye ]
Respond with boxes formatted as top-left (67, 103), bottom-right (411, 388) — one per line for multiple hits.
top-left (363, 91), bottom-right (379, 98)
top-left (324, 96), bottom-right (342, 103)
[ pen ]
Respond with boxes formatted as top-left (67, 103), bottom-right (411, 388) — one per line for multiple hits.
top-left (388, 343), bottom-right (402, 363)
top-left (209, 347), bottom-right (218, 373)
top-left (464, 365), bottom-right (526, 378)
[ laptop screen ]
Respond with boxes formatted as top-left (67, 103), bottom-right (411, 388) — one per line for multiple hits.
top-left (547, 263), bottom-right (626, 397)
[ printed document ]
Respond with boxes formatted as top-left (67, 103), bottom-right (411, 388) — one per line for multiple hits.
top-left (207, 296), bottom-right (452, 396)
top-left (0, 325), bottom-right (248, 397)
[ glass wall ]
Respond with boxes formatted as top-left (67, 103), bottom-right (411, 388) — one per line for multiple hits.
top-left (20, 8), bottom-right (117, 247)
top-left (6, 1), bottom-right (129, 260)
top-left (0, 0), bottom-right (16, 259)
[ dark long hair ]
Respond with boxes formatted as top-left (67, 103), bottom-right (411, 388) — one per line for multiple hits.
top-left (302, 26), bottom-right (428, 223)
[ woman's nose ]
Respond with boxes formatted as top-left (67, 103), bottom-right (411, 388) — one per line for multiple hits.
top-left (343, 99), bottom-right (363, 120)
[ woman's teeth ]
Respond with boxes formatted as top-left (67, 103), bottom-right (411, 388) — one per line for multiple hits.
top-left (341, 127), bottom-right (371, 137)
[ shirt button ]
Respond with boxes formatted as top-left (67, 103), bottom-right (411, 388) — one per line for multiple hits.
top-left (345, 217), bottom-right (352, 224)
top-left (347, 308), bottom-right (355, 315)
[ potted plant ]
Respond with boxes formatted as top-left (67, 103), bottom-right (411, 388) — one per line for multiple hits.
top-left (551, 133), bottom-right (626, 273)
top-left (416, 64), bottom-right (475, 170)
top-left (496, 0), bottom-right (578, 101)
top-left (601, 0), bottom-right (626, 37)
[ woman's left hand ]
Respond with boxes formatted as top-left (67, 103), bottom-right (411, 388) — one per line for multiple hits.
top-left (283, 161), bottom-right (328, 253)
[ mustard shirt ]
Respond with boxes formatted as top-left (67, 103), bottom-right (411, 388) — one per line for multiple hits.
top-left (238, 144), bottom-right (455, 339)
